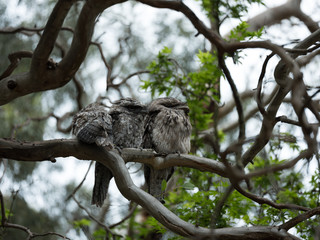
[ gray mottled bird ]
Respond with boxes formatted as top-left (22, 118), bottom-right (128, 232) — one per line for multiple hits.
top-left (72, 102), bottom-right (114, 206)
top-left (73, 99), bottom-right (147, 207)
top-left (109, 98), bottom-right (147, 149)
top-left (95, 98), bottom-right (147, 206)
top-left (72, 102), bottom-right (113, 149)
top-left (143, 97), bottom-right (192, 203)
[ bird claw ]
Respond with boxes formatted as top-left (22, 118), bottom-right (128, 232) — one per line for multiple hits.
top-left (115, 146), bottom-right (123, 155)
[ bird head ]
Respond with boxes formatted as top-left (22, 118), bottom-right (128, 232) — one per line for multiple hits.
top-left (110, 98), bottom-right (148, 115)
top-left (148, 97), bottom-right (189, 115)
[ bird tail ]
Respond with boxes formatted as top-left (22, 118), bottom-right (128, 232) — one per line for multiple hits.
top-left (91, 162), bottom-right (113, 207)
top-left (144, 165), bottom-right (174, 204)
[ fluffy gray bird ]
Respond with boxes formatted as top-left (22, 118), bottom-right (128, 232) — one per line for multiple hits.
top-left (143, 97), bottom-right (192, 203)
top-left (73, 99), bottom-right (147, 207)
top-left (72, 102), bottom-right (113, 148)
top-left (72, 102), bottom-right (114, 206)
top-left (94, 98), bottom-right (147, 206)
top-left (109, 98), bottom-right (147, 149)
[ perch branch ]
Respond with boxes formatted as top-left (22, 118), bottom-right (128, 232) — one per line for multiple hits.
top-left (0, 138), bottom-right (304, 239)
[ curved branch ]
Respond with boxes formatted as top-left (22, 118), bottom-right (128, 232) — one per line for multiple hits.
top-left (59, 0), bottom-right (127, 77)
top-left (218, 53), bottom-right (245, 142)
top-left (0, 51), bottom-right (33, 80)
top-left (0, 0), bottom-right (127, 106)
top-left (0, 138), bottom-right (227, 177)
top-left (0, 138), bottom-right (309, 239)
top-left (30, 0), bottom-right (76, 77)
top-left (247, 0), bottom-right (318, 33)
top-left (136, 0), bottom-right (224, 49)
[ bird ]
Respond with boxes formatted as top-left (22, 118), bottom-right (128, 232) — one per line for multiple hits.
top-left (109, 98), bottom-right (147, 150)
top-left (72, 102), bottom-right (113, 149)
top-left (72, 102), bottom-right (114, 206)
top-left (143, 97), bottom-right (192, 203)
top-left (93, 98), bottom-right (147, 206)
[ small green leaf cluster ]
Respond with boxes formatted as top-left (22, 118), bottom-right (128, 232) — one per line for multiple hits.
top-left (199, 0), bottom-right (265, 20)
top-left (229, 21), bottom-right (264, 41)
top-left (73, 218), bottom-right (91, 229)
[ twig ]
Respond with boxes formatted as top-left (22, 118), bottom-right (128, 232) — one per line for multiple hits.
top-left (31, 231), bottom-right (71, 239)
top-left (217, 53), bottom-right (245, 143)
top-left (72, 196), bottom-right (121, 238)
top-left (243, 150), bottom-right (312, 180)
top-left (66, 161), bottom-right (94, 201)
top-left (255, 53), bottom-right (275, 115)
top-left (109, 202), bottom-right (138, 228)
top-left (0, 190), bottom-right (70, 239)
top-left (211, 185), bottom-right (234, 228)
top-left (0, 51), bottom-right (33, 80)
top-left (232, 181), bottom-right (310, 212)
top-left (10, 114), bottom-right (50, 139)
top-left (72, 76), bottom-right (84, 110)
top-left (52, 112), bottom-right (75, 134)
top-left (91, 41), bottom-right (112, 91)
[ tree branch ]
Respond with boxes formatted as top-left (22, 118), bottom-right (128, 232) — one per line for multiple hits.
top-left (0, 138), bottom-right (302, 239)
top-left (0, 51), bottom-right (33, 80)
top-left (30, 0), bottom-right (76, 77)
top-left (247, 0), bottom-right (319, 33)
top-left (0, 190), bottom-right (70, 239)
top-left (0, 0), bottom-right (127, 106)
top-left (136, 0), bottom-right (224, 49)
top-left (72, 195), bottom-right (120, 238)
top-left (0, 138), bottom-right (226, 177)
top-left (279, 206), bottom-right (320, 231)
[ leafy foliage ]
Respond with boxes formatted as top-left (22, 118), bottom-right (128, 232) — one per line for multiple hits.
top-left (229, 21), bottom-right (264, 41)
top-left (199, 0), bottom-right (265, 22)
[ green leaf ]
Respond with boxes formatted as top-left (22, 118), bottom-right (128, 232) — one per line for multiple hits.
top-left (73, 218), bottom-right (91, 229)
top-left (161, 179), bottom-right (167, 192)
top-left (181, 182), bottom-right (195, 190)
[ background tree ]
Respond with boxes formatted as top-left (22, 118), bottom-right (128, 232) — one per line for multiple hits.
top-left (0, 0), bottom-right (320, 239)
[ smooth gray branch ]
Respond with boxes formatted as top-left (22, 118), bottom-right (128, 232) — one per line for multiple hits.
top-left (0, 138), bottom-right (311, 239)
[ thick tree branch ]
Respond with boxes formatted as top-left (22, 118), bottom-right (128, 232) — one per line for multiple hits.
top-left (0, 138), bottom-right (226, 177)
top-left (0, 138), bottom-right (302, 239)
top-left (0, 0), bottom-right (127, 106)
top-left (30, 0), bottom-right (76, 76)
